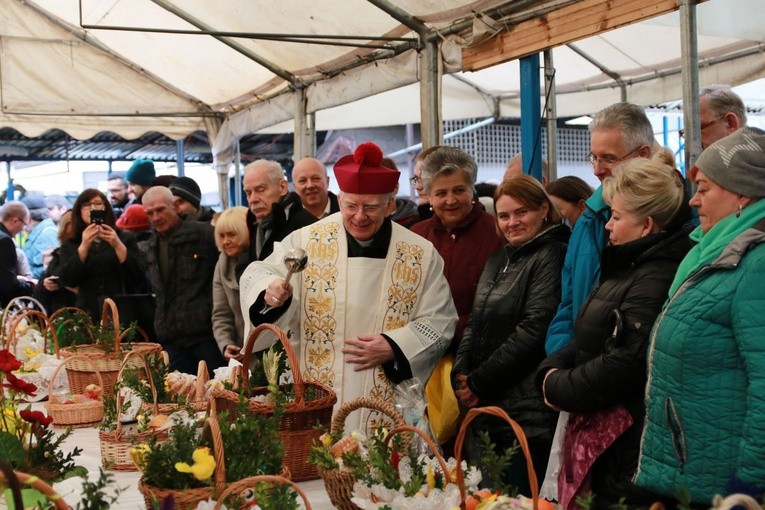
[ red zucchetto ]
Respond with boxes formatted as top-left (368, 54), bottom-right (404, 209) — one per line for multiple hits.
top-left (333, 141), bottom-right (400, 194)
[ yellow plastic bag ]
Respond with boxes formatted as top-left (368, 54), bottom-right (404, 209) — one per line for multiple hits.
top-left (425, 354), bottom-right (460, 444)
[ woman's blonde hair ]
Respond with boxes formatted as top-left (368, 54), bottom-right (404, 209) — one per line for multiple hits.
top-left (214, 206), bottom-right (249, 252)
top-left (602, 148), bottom-right (685, 229)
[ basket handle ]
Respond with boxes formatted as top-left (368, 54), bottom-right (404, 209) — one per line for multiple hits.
top-left (119, 325), bottom-right (149, 343)
top-left (201, 414), bottom-right (228, 498)
top-left (0, 469), bottom-right (70, 510)
top-left (213, 474), bottom-right (312, 510)
top-left (48, 306), bottom-right (96, 354)
top-left (48, 354), bottom-right (104, 400)
top-left (454, 406), bottom-right (539, 510)
top-left (100, 297), bottom-right (121, 352)
top-left (5, 309), bottom-right (58, 357)
top-left (0, 296), bottom-right (47, 337)
top-left (114, 350), bottom-right (159, 438)
top-left (330, 396), bottom-right (407, 436)
top-left (240, 323), bottom-right (305, 403)
top-left (383, 424), bottom-right (450, 483)
top-left (195, 360), bottom-right (209, 402)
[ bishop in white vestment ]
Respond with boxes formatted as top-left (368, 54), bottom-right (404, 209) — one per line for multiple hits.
top-left (239, 142), bottom-right (457, 430)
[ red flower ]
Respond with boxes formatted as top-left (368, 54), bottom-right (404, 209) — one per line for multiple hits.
top-left (19, 409), bottom-right (53, 427)
top-left (390, 451), bottom-right (401, 470)
top-left (0, 349), bottom-right (22, 372)
top-left (4, 372), bottom-right (38, 397)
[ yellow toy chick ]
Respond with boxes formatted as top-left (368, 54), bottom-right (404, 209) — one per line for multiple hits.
top-left (130, 443), bottom-right (152, 471)
top-left (175, 446), bottom-right (216, 481)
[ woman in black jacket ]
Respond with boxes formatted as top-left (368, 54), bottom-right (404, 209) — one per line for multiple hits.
top-left (452, 175), bottom-right (570, 496)
top-left (538, 149), bottom-right (692, 509)
top-left (58, 189), bottom-right (146, 321)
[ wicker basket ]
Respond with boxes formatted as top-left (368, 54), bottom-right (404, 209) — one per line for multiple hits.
top-left (0, 468), bottom-right (70, 510)
top-left (0, 296), bottom-right (47, 337)
top-left (48, 306), bottom-right (95, 349)
top-left (454, 406), bottom-right (540, 510)
top-left (142, 357), bottom-right (210, 416)
top-left (99, 351), bottom-right (168, 471)
top-left (3, 308), bottom-right (57, 356)
top-left (212, 323), bottom-right (337, 482)
top-left (45, 354), bottom-right (105, 428)
top-left (214, 474), bottom-right (312, 510)
top-left (318, 396), bottom-right (407, 510)
top-left (57, 299), bottom-right (161, 395)
top-left (137, 414), bottom-right (228, 510)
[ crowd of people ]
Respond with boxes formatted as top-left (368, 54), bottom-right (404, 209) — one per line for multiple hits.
top-left (0, 83), bottom-right (763, 506)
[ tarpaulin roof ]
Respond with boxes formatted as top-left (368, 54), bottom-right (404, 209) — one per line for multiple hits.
top-left (1, 0), bottom-right (763, 146)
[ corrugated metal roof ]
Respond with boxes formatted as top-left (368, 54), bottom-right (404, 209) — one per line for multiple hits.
top-left (0, 128), bottom-right (315, 164)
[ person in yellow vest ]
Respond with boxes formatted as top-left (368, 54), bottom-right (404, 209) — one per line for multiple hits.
top-left (240, 141), bottom-right (457, 430)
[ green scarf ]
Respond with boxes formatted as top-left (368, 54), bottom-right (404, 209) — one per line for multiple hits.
top-left (668, 198), bottom-right (765, 296)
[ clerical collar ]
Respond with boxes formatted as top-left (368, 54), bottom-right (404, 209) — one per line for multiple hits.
top-left (346, 218), bottom-right (392, 258)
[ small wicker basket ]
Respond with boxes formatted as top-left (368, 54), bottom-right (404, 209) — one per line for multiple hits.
top-left (0, 296), bottom-right (47, 337)
top-left (318, 396), bottom-right (407, 510)
top-left (214, 474), bottom-right (312, 510)
top-left (454, 406), bottom-right (540, 510)
top-left (212, 323), bottom-right (336, 482)
top-left (99, 350), bottom-right (168, 471)
top-left (3, 308), bottom-right (57, 355)
top-left (143, 356), bottom-right (210, 416)
top-left (46, 354), bottom-right (105, 428)
top-left (137, 413), bottom-right (227, 510)
top-left (57, 299), bottom-right (161, 396)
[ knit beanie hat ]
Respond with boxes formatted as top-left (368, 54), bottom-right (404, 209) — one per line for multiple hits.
top-left (115, 204), bottom-right (149, 231)
top-left (691, 127), bottom-right (765, 199)
top-left (169, 176), bottom-right (202, 209)
top-left (126, 159), bottom-right (156, 186)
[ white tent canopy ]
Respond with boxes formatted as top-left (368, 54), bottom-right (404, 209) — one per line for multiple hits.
top-left (1, 0), bottom-right (764, 154)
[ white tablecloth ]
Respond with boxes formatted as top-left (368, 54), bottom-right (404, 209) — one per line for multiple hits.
top-left (33, 404), bottom-right (336, 509)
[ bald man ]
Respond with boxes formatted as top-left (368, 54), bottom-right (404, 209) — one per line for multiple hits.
top-left (503, 153), bottom-right (549, 186)
top-left (292, 157), bottom-right (339, 219)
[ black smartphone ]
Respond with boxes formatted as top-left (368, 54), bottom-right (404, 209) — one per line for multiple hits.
top-left (90, 209), bottom-right (106, 225)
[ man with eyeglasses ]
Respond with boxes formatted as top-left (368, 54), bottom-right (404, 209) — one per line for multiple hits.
top-left (545, 102), bottom-right (655, 356)
top-left (240, 141), bottom-right (456, 427)
top-left (694, 84), bottom-right (747, 150)
top-left (0, 201), bottom-right (35, 305)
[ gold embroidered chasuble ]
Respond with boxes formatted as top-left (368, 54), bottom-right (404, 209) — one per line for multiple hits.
top-left (240, 213), bottom-right (456, 430)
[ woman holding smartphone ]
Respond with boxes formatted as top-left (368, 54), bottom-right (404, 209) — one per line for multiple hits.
top-left (59, 188), bottom-right (146, 320)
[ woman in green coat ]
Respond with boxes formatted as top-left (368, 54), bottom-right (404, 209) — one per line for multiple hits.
top-left (635, 127), bottom-right (765, 505)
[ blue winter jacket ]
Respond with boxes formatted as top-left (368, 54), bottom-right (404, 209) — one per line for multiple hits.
top-left (544, 186), bottom-right (609, 355)
top-left (22, 218), bottom-right (58, 279)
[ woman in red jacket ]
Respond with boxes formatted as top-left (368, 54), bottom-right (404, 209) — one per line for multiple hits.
top-left (411, 146), bottom-right (503, 348)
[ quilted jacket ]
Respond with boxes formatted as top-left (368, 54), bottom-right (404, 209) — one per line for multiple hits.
top-left (539, 226), bottom-right (692, 504)
top-left (635, 218), bottom-right (765, 503)
top-left (452, 223), bottom-right (569, 441)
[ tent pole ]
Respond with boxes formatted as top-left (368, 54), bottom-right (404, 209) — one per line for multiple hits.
top-left (543, 49), bottom-right (558, 182)
top-left (307, 113), bottom-right (316, 157)
top-left (5, 162), bottom-right (12, 202)
top-left (420, 39), bottom-right (443, 149)
top-left (520, 53), bottom-right (543, 183)
top-left (176, 140), bottom-right (185, 176)
top-left (294, 88), bottom-right (309, 161)
top-left (679, 0), bottom-right (701, 168)
top-left (234, 139), bottom-right (242, 207)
